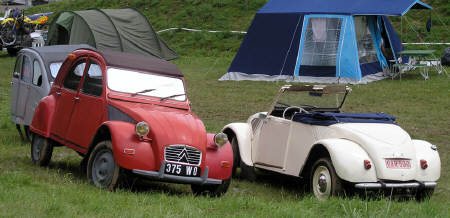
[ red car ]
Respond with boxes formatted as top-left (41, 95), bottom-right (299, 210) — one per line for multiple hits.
top-left (30, 49), bottom-right (233, 196)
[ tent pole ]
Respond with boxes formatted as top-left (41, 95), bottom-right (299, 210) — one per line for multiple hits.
top-left (400, 16), bottom-right (403, 43)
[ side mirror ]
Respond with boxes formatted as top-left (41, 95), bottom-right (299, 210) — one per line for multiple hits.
top-left (13, 71), bottom-right (20, 78)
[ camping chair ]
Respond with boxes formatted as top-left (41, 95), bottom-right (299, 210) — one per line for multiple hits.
top-left (391, 57), bottom-right (429, 80)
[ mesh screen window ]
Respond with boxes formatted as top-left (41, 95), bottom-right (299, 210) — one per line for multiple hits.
top-left (354, 16), bottom-right (378, 64)
top-left (301, 18), bottom-right (342, 66)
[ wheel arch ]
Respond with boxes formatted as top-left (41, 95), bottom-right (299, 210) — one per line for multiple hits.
top-left (221, 123), bottom-right (253, 166)
top-left (301, 139), bottom-right (378, 183)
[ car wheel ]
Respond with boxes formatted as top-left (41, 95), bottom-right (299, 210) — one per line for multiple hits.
top-left (231, 137), bottom-right (240, 177)
top-left (310, 158), bottom-right (342, 200)
top-left (31, 134), bottom-right (53, 166)
top-left (191, 178), bottom-right (231, 197)
top-left (87, 140), bottom-right (122, 190)
top-left (415, 188), bottom-right (434, 201)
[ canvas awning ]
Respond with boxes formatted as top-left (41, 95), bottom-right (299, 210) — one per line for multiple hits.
top-left (259, 0), bottom-right (431, 16)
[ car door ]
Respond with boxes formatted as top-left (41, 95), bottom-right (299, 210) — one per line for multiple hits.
top-left (64, 58), bottom-right (105, 149)
top-left (252, 115), bottom-right (291, 169)
top-left (10, 54), bottom-right (23, 121)
top-left (51, 58), bottom-right (88, 140)
top-left (23, 58), bottom-right (45, 126)
top-left (15, 55), bottom-right (33, 122)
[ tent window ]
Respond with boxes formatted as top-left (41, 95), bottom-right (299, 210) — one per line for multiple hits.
top-left (301, 17), bottom-right (342, 66)
top-left (354, 16), bottom-right (378, 64)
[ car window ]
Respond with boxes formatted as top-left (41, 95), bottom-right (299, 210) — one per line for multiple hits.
top-left (63, 59), bottom-right (87, 91)
top-left (49, 62), bottom-right (63, 78)
top-left (81, 61), bottom-right (103, 97)
top-left (32, 60), bottom-right (43, 86)
top-left (21, 55), bottom-right (33, 83)
top-left (14, 55), bottom-right (23, 76)
top-left (107, 68), bottom-right (186, 101)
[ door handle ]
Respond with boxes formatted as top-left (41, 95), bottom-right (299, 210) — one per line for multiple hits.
top-left (74, 97), bottom-right (80, 101)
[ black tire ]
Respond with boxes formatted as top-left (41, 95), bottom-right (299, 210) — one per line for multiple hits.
top-left (230, 137), bottom-right (256, 181)
top-left (231, 137), bottom-right (240, 177)
top-left (240, 160), bottom-right (256, 181)
top-left (87, 140), bottom-right (122, 190)
top-left (191, 177), bottom-right (231, 197)
top-left (30, 134), bottom-right (53, 166)
top-left (415, 188), bottom-right (434, 201)
top-left (310, 158), bottom-right (342, 200)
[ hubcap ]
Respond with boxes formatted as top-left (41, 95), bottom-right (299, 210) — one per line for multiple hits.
top-left (318, 174), bottom-right (328, 193)
top-left (312, 165), bottom-right (331, 200)
top-left (91, 150), bottom-right (115, 188)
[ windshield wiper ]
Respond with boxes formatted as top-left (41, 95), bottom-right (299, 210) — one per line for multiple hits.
top-left (160, 93), bottom-right (186, 102)
top-left (131, 88), bottom-right (156, 96)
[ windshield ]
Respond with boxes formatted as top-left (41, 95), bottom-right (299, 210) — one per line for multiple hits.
top-left (273, 85), bottom-right (349, 113)
top-left (50, 62), bottom-right (63, 78)
top-left (107, 67), bottom-right (186, 101)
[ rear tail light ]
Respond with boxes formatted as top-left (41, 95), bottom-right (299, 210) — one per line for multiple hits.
top-left (420, 159), bottom-right (428, 169)
top-left (364, 160), bottom-right (372, 169)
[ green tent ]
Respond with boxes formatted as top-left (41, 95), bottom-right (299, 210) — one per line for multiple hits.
top-left (47, 8), bottom-right (178, 60)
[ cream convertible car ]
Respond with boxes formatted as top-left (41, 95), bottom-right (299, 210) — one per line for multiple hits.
top-left (222, 85), bottom-right (440, 200)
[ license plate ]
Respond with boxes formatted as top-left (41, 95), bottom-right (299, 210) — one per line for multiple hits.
top-left (165, 163), bottom-right (200, 177)
top-left (385, 159), bottom-right (411, 169)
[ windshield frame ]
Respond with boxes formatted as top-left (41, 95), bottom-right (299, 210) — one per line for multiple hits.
top-left (268, 85), bottom-right (351, 115)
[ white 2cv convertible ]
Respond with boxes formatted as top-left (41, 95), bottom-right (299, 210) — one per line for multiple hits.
top-left (222, 85), bottom-right (440, 200)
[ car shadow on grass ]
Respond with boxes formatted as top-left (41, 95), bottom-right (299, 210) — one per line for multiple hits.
top-left (44, 158), bottom-right (193, 196)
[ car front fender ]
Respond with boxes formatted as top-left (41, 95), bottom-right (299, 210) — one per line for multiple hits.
top-left (204, 133), bottom-right (233, 180)
top-left (103, 121), bottom-right (156, 171)
top-left (411, 139), bottom-right (441, 181)
top-left (317, 138), bottom-right (378, 183)
top-left (221, 122), bottom-right (253, 166)
top-left (30, 95), bottom-right (56, 138)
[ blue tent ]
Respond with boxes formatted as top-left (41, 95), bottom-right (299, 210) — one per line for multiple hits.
top-left (220, 0), bottom-right (432, 84)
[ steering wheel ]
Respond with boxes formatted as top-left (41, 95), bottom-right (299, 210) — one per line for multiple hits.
top-left (282, 106), bottom-right (309, 119)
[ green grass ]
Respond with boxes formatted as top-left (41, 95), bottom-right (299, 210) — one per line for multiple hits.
top-left (0, 51), bottom-right (449, 216)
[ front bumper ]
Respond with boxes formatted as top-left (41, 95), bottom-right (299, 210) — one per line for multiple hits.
top-left (132, 161), bottom-right (222, 185)
top-left (355, 181), bottom-right (437, 189)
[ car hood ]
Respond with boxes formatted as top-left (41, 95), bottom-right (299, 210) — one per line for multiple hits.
top-left (109, 100), bottom-right (207, 150)
top-left (328, 123), bottom-right (418, 180)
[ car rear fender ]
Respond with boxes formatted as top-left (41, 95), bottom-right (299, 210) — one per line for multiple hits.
top-left (221, 123), bottom-right (253, 166)
top-left (103, 121), bottom-right (156, 171)
top-left (411, 139), bottom-right (440, 181)
top-left (29, 95), bottom-right (56, 138)
top-left (317, 138), bottom-right (378, 183)
top-left (204, 133), bottom-right (233, 180)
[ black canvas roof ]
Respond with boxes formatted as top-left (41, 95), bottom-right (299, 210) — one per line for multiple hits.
top-left (100, 50), bottom-right (183, 77)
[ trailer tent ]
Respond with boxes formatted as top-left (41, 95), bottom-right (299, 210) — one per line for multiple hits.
top-left (47, 8), bottom-right (178, 60)
top-left (220, 0), bottom-right (431, 83)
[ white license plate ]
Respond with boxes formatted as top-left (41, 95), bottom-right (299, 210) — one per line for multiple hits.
top-left (385, 159), bottom-right (411, 169)
top-left (165, 163), bottom-right (200, 177)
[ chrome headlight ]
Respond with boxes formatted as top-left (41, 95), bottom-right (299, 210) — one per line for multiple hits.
top-left (135, 121), bottom-right (149, 137)
top-left (214, 132), bottom-right (228, 147)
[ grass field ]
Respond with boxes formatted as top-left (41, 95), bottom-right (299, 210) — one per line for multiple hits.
top-left (0, 51), bottom-right (449, 216)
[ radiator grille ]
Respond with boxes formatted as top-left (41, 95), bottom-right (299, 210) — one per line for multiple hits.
top-left (164, 145), bottom-right (202, 166)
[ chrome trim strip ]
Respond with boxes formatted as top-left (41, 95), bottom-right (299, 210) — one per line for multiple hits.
top-left (132, 161), bottom-right (222, 185)
top-left (355, 181), bottom-right (437, 189)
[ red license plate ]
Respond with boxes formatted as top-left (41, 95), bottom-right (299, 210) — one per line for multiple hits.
top-left (385, 159), bottom-right (411, 169)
